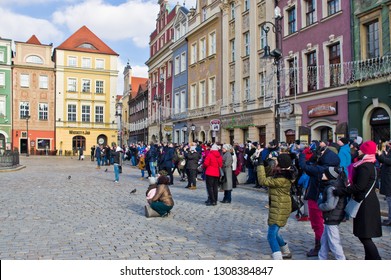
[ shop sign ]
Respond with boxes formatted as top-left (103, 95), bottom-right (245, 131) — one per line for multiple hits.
top-left (285, 129), bottom-right (295, 136)
top-left (279, 102), bottom-right (293, 114)
top-left (308, 102), bottom-right (337, 118)
top-left (164, 125), bottom-right (173, 132)
top-left (69, 130), bottom-right (90, 135)
top-left (30, 141), bottom-right (35, 147)
top-left (210, 119), bottom-right (221, 131)
top-left (221, 114), bottom-right (255, 129)
top-left (349, 128), bottom-right (358, 139)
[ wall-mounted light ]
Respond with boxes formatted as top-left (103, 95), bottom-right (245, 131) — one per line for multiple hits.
top-left (16, 131), bottom-right (18, 137)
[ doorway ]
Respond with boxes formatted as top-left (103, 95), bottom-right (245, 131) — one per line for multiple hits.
top-left (20, 138), bottom-right (27, 153)
top-left (370, 108), bottom-right (390, 143)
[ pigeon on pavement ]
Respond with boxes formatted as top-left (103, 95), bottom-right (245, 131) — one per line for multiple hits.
top-left (130, 189), bottom-right (137, 194)
top-left (68, 175), bottom-right (71, 179)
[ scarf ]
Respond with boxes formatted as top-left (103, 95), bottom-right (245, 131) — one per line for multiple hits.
top-left (347, 154), bottom-right (376, 184)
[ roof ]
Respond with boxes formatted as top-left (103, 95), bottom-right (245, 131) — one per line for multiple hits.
top-left (131, 77), bottom-right (148, 98)
top-left (26, 35), bottom-right (41, 45)
top-left (55, 25), bottom-right (118, 56)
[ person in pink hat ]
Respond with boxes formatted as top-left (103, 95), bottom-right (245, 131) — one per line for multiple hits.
top-left (334, 140), bottom-right (382, 259)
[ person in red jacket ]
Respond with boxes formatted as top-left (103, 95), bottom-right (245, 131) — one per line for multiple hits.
top-left (203, 144), bottom-right (223, 206)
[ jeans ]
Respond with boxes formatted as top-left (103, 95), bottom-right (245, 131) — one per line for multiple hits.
top-left (96, 157), bottom-right (101, 167)
top-left (247, 168), bottom-right (255, 184)
top-left (141, 170), bottom-right (145, 177)
top-left (150, 201), bottom-right (173, 216)
top-left (318, 225), bottom-right (345, 260)
top-left (131, 156), bottom-right (136, 166)
top-left (267, 224), bottom-right (286, 253)
top-left (114, 163), bottom-right (119, 181)
top-left (223, 190), bottom-right (232, 202)
top-left (149, 161), bottom-right (156, 177)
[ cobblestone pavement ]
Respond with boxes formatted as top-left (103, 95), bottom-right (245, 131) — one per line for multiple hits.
top-left (0, 156), bottom-right (390, 260)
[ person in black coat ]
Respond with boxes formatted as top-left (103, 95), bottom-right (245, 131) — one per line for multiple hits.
top-left (162, 143), bottom-right (175, 185)
top-left (335, 140), bottom-right (382, 260)
top-left (376, 141), bottom-right (391, 226)
top-left (184, 145), bottom-right (201, 189)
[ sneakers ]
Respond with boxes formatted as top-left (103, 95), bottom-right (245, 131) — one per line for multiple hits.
top-left (114, 180), bottom-right (118, 183)
top-left (382, 219), bottom-right (391, 226)
top-left (189, 185), bottom-right (197, 190)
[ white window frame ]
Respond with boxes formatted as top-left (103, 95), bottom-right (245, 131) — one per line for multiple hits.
top-left (95, 58), bottom-right (104, 69)
top-left (20, 101), bottom-right (29, 118)
top-left (244, 77), bottom-right (250, 100)
top-left (199, 37), bottom-right (206, 60)
top-left (38, 103), bottom-right (48, 120)
top-left (231, 39), bottom-right (235, 62)
top-left (244, 0), bottom-right (249, 11)
top-left (82, 57), bottom-right (91, 68)
top-left (26, 55), bottom-right (43, 64)
top-left (20, 74), bottom-right (29, 88)
top-left (0, 96), bottom-right (6, 117)
top-left (259, 72), bottom-right (266, 97)
top-left (208, 77), bottom-right (216, 105)
top-left (81, 105), bottom-right (91, 122)
top-left (95, 80), bottom-right (104, 94)
top-left (39, 75), bottom-right (48, 89)
top-left (209, 31), bottom-right (216, 55)
top-left (0, 72), bottom-right (5, 87)
top-left (202, 7), bottom-right (207, 21)
top-left (230, 2), bottom-right (235, 20)
top-left (230, 82), bottom-right (236, 104)
top-left (82, 79), bottom-right (91, 93)
top-left (244, 32), bottom-right (250, 56)
top-left (95, 106), bottom-right (104, 123)
top-left (174, 92), bottom-right (180, 114)
top-left (260, 24), bottom-right (267, 49)
top-left (181, 52), bottom-right (186, 72)
top-left (190, 84), bottom-right (197, 109)
top-left (67, 104), bottom-right (77, 122)
top-left (199, 80), bottom-right (206, 107)
top-left (68, 56), bottom-right (77, 67)
top-left (175, 56), bottom-right (180, 75)
top-left (67, 78), bottom-right (77, 92)
top-left (191, 43), bottom-right (197, 64)
top-left (0, 50), bottom-right (4, 62)
top-left (180, 91), bottom-right (186, 112)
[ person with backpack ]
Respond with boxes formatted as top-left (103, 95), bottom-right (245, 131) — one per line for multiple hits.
top-left (317, 167), bottom-right (347, 260)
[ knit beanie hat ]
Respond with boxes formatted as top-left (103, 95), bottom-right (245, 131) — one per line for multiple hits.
top-left (324, 166), bottom-right (340, 180)
top-left (277, 153), bottom-right (292, 168)
top-left (339, 137), bottom-right (349, 145)
top-left (148, 177), bottom-right (157, 185)
top-left (211, 144), bottom-right (219, 151)
top-left (360, 140), bottom-right (377, 155)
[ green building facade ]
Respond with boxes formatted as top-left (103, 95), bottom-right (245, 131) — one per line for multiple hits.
top-left (348, 1), bottom-right (391, 142)
top-left (0, 38), bottom-right (13, 154)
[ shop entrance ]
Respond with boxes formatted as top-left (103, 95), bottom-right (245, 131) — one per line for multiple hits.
top-left (370, 108), bottom-right (390, 143)
top-left (20, 138), bottom-right (27, 153)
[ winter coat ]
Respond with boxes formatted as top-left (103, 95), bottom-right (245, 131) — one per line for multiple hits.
top-left (344, 162), bottom-right (382, 238)
top-left (147, 145), bottom-right (158, 162)
top-left (203, 150), bottom-right (223, 177)
top-left (186, 151), bottom-right (201, 170)
top-left (162, 147), bottom-right (175, 168)
top-left (377, 151), bottom-right (391, 197)
top-left (222, 151), bottom-right (233, 191)
top-left (299, 148), bottom-right (340, 201)
top-left (257, 165), bottom-right (292, 227)
top-left (338, 144), bottom-right (351, 177)
top-left (318, 179), bottom-right (346, 225)
top-left (151, 184), bottom-right (174, 207)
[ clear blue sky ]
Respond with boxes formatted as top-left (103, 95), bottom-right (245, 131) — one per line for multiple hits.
top-left (0, 0), bottom-right (197, 93)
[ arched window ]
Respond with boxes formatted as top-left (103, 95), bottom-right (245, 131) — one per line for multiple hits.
top-left (72, 136), bottom-right (86, 151)
top-left (26, 55), bottom-right (43, 64)
top-left (78, 43), bottom-right (97, 50)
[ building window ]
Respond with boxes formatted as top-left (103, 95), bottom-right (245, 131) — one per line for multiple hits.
top-left (68, 56), bottom-right (77, 67)
top-left (0, 97), bottom-right (5, 117)
top-left (180, 91), bottom-right (186, 112)
top-left (366, 20), bottom-right (379, 59)
top-left (202, 7), bottom-right (207, 22)
top-left (68, 104), bottom-right (76, 122)
top-left (190, 84), bottom-right (196, 109)
top-left (181, 52), bottom-right (186, 72)
top-left (230, 2), bottom-right (235, 20)
top-left (0, 72), bottom-right (5, 87)
top-left (306, 0), bottom-right (316, 26)
top-left (82, 105), bottom-right (90, 122)
top-left (38, 103), bottom-right (48, 120)
top-left (230, 82), bottom-right (236, 104)
top-left (260, 24), bottom-right (267, 49)
top-left (39, 75), bottom-right (48, 89)
top-left (244, 32), bottom-right (250, 56)
top-left (329, 43), bottom-right (341, 87)
top-left (37, 139), bottom-right (51, 150)
top-left (95, 106), bottom-right (104, 123)
top-left (67, 78), bottom-right (77, 92)
top-left (327, 0), bottom-right (340, 16)
top-left (288, 7), bottom-right (296, 35)
top-left (191, 43), bottom-right (197, 64)
top-left (259, 72), bottom-right (266, 97)
top-left (244, 0), bottom-right (249, 11)
top-left (208, 77), bottom-right (216, 105)
top-left (95, 80), bottom-right (104, 93)
top-left (20, 74), bottom-right (29, 88)
top-left (82, 79), bottom-right (91, 93)
top-left (175, 56), bottom-right (180, 75)
top-left (230, 39), bottom-right (235, 62)
top-left (209, 32), bottom-right (216, 55)
top-left (72, 136), bottom-right (86, 151)
top-left (244, 77), bottom-right (250, 100)
top-left (199, 38), bottom-right (206, 60)
top-left (95, 59), bottom-right (104, 69)
top-left (307, 51), bottom-right (317, 91)
top-left (199, 81), bottom-right (206, 107)
top-left (26, 55), bottom-right (43, 64)
top-left (20, 102), bottom-right (29, 118)
top-left (0, 51), bottom-right (4, 62)
top-left (82, 57), bottom-right (91, 68)
top-left (288, 58), bottom-right (298, 96)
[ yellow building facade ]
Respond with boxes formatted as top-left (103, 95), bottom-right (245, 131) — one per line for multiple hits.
top-left (54, 26), bottom-right (119, 156)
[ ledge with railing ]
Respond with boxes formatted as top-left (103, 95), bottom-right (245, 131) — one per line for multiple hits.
top-left (0, 151), bottom-right (20, 169)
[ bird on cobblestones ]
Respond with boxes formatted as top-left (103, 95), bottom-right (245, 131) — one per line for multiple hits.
top-left (68, 175), bottom-right (71, 180)
top-left (105, 168), bottom-right (108, 172)
top-left (130, 189), bottom-right (137, 194)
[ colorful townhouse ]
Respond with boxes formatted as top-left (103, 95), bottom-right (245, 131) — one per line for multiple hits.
top-left (348, 0), bottom-right (391, 143)
top-left (12, 35), bottom-right (55, 155)
top-left (277, 0), bottom-right (352, 144)
top-left (54, 26), bottom-right (119, 156)
top-left (0, 38), bottom-right (12, 154)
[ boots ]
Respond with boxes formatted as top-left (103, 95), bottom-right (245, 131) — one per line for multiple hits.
top-left (271, 251), bottom-right (283, 260)
top-left (189, 185), bottom-right (197, 190)
top-left (280, 243), bottom-right (292, 259)
top-left (307, 239), bottom-right (321, 257)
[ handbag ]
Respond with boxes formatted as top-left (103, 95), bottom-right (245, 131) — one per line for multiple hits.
top-left (345, 167), bottom-right (377, 218)
top-left (144, 205), bottom-right (160, 218)
top-left (197, 164), bottom-right (204, 173)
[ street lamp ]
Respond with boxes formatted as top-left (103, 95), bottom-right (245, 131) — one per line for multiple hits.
top-left (261, 2), bottom-right (282, 142)
top-left (154, 94), bottom-right (162, 143)
top-left (190, 123), bottom-right (196, 142)
top-left (115, 111), bottom-right (122, 147)
top-left (182, 124), bottom-right (188, 144)
top-left (25, 115), bottom-right (30, 157)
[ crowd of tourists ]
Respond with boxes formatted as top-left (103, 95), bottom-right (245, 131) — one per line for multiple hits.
top-left (89, 136), bottom-right (391, 260)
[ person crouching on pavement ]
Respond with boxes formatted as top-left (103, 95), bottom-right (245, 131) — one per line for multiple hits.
top-left (257, 153), bottom-right (297, 260)
top-left (317, 167), bottom-right (347, 260)
top-left (147, 175), bottom-right (174, 217)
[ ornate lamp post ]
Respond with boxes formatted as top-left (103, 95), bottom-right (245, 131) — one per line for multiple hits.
top-left (25, 115), bottom-right (30, 157)
top-left (182, 124), bottom-right (188, 144)
top-left (190, 123), bottom-right (196, 142)
top-left (154, 94), bottom-right (162, 143)
top-left (261, 3), bottom-right (283, 142)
